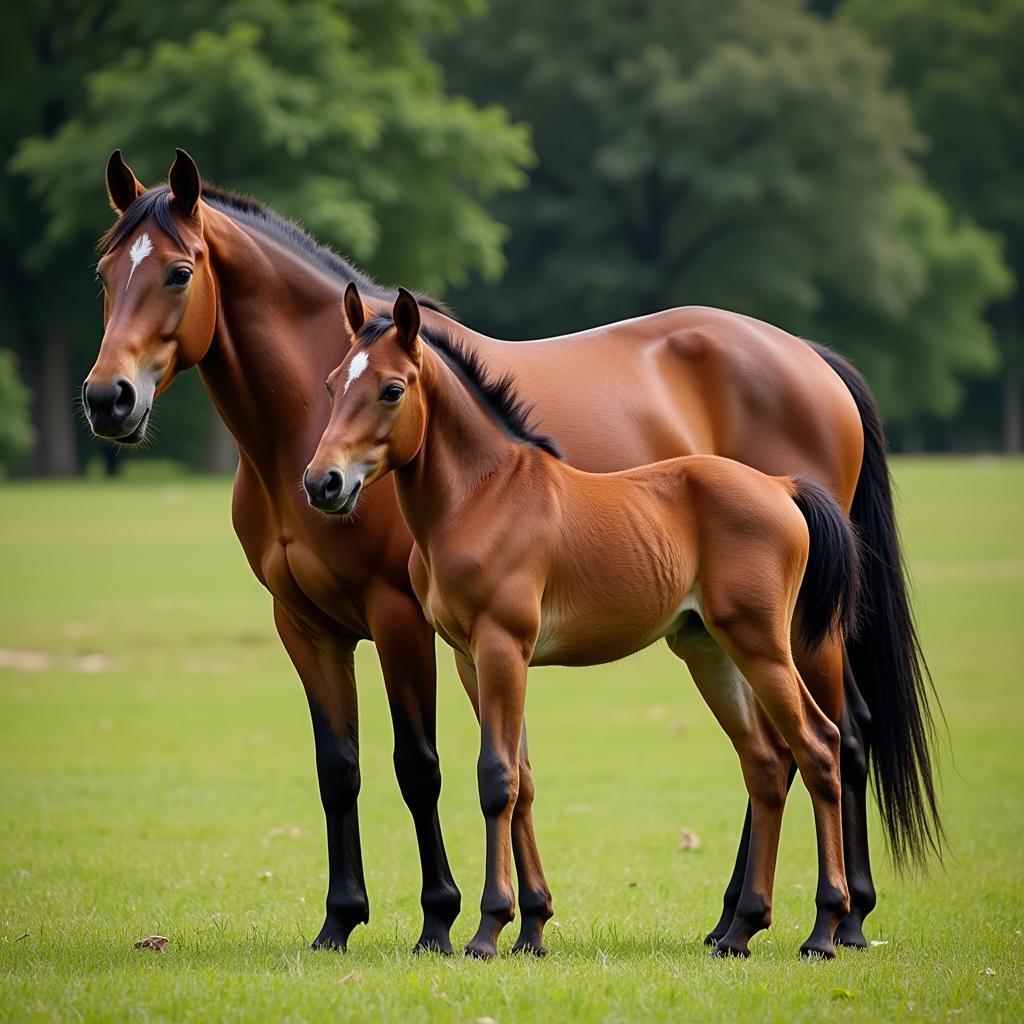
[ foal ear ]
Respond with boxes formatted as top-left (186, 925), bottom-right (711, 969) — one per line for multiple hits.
top-left (393, 288), bottom-right (421, 356)
top-left (168, 148), bottom-right (201, 217)
top-left (343, 282), bottom-right (369, 339)
top-left (106, 150), bottom-right (144, 214)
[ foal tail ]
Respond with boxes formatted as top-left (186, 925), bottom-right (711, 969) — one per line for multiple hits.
top-left (808, 342), bottom-right (945, 871)
top-left (790, 478), bottom-right (861, 654)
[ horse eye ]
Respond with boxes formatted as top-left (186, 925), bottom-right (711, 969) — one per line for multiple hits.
top-left (168, 267), bottom-right (193, 288)
top-left (380, 383), bottom-right (404, 403)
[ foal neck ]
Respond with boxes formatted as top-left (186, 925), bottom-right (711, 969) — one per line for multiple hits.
top-left (397, 344), bottom-right (532, 539)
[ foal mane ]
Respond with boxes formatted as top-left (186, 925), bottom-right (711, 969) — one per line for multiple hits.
top-left (358, 314), bottom-right (562, 459)
top-left (98, 183), bottom-right (450, 315)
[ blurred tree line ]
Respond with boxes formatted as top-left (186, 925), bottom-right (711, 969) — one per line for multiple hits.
top-left (1, 0), bottom-right (1020, 475)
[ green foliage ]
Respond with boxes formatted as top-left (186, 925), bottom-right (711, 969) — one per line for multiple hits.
top-left (821, 185), bottom-right (1012, 422)
top-left (844, 0), bottom-right (1024, 445)
top-left (12, 1), bottom-right (531, 291)
top-left (438, 0), bottom-right (1011, 428)
top-left (0, 350), bottom-right (35, 473)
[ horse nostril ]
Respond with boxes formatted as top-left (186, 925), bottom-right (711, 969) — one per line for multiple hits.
top-left (82, 382), bottom-right (92, 413)
top-left (112, 378), bottom-right (136, 419)
top-left (323, 469), bottom-right (343, 502)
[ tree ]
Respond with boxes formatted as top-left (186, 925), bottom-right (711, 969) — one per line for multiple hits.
top-left (844, 0), bottom-right (1024, 449)
top-left (437, 0), bottom-right (1010, 431)
top-left (0, 351), bottom-right (35, 474)
top-left (4, 0), bottom-right (532, 474)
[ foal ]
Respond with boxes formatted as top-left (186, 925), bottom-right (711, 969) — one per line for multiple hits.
top-left (306, 286), bottom-right (860, 959)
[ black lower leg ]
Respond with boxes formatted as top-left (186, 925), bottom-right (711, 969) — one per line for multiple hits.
top-left (309, 705), bottom-right (369, 951)
top-left (834, 670), bottom-right (876, 948)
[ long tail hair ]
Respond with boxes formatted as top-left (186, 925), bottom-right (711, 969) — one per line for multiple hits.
top-left (791, 478), bottom-right (861, 652)
top-left (808, 341), bottom-right (945, 870)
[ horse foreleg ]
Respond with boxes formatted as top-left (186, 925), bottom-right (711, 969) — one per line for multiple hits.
top-left (463, 625), bottom-right (530, 959)
top-left (368, 588), bottom-right (461, 954)
top-left (455, 654), bottom-right (553, 956)
top-left (274, 602), bottom-right (368, 951)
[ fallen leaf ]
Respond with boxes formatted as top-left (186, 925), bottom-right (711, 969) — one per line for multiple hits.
top-left (133, 936), bottom-right (168, 952)
top-left (831, 988), bottom-right (856, 1001)
top-left (15, 932), bottom-right (29, 942)
top-left (341, 971), bottom-right (360, 984)
top-left (982, 967), bottom-right (996, 976)
top-left (678, 828), bottom-right (701, 850)
top-left (628, 881), bottom-right (638, 888)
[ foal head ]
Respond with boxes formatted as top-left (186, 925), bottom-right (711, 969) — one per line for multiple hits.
top-left (84, 149), bottom-right (217, 441)
top-left (305, 284), bottom-right (427, 515)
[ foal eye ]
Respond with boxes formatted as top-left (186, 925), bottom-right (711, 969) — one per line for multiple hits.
top-left (380, 383), bottom-right (404, 403)
top-left (168, 267), bottom-right (193, 288)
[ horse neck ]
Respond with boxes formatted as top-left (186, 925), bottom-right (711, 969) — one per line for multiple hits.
top-left (396, 345), bottom-right (525, 544)
top-left (197, 208), bottom-right (346, 489)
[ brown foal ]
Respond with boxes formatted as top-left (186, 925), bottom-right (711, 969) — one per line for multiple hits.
top-left (306, 287), bottom-right (862, 959)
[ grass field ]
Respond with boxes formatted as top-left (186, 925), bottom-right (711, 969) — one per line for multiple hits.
top-left (1, 458), bottom-right (1022, 1022)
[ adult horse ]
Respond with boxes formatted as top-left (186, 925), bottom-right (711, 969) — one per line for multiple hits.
top-left (83, 148), bottom-right (940, 954)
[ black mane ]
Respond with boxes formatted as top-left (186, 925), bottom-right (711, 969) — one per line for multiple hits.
top-left (98, 182), bottom-right (449, 314)
top-left (357, 314), bottom-right (562, 459)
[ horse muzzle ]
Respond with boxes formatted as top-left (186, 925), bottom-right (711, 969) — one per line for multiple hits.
top-left (82, 375), bottom-right (152, 442)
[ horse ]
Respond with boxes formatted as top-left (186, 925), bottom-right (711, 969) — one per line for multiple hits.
top-left (304, 285), bottom-right (862, 958)
top-left (83, 147), bottom-right (940, 955)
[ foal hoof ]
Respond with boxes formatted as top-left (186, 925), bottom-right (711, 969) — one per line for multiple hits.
top-left (511, 938), bottom-right (547, 957)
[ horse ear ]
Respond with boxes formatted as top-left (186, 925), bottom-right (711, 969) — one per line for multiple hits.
top-left (106, 150), bottom-right (144, 213)
top-left (168, 148), bottom-right (201, 217)
top-left (343, 282), bottom-right (369, 339)
top-left (393, 288), bottom-right (421, 356)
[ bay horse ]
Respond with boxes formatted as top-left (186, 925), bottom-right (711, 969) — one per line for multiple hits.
top-left (83, 148), bottom-right (940, 955)
top-left (305, 286), bottom-right (861, 958)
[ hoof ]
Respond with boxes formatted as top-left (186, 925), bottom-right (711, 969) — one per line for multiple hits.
top-left (799, 941), bottom-right (837, 961)
top-left (834, 920), bottom-right (868, 949)
top-left (511, 938), bottom-right (546, 957)
top-left (703, 929), bottom-right (727, 947)
top-left (413, 934), bottom-right (454, 956)
top-left (310, 922), bottom-right (351, 952)
top-left (464, 940), bottom-right (498, 960)
top-left (710, 940), bottom-right (750, 959)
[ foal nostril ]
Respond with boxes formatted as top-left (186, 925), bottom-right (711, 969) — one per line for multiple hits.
top-left (112, 378), bottom-right (136, 419)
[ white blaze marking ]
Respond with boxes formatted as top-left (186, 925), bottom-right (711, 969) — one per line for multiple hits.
top-left (344, 351), bottom-right (369, 394)
top-left (125, 232), bottom-right (153, 291)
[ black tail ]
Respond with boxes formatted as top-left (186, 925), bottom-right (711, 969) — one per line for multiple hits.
top-left (791, 478), bottom-right (861, 653)
top-left (808, 341), bottom-right (945, 870)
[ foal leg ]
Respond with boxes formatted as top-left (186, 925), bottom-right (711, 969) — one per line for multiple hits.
top-left (274, 603), bottom-right (368, 951)
top-left (464, 627), bottom-right (530, 959)
top-left (713, 621), bottom-right (849, 959)
top-left (369, 588), bottom-right (461, 954)
top-left (669, 632), bottom-right (791, 957)
top-left (456, 655), bottom-right (553, 956)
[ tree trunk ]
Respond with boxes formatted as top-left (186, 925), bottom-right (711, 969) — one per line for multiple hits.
top-left (1003, 364), bottom-right (1022, 453)
top-left (205, 414), bottom-right (238, 474)
top-left (22, 325), bottom-right (78, 476)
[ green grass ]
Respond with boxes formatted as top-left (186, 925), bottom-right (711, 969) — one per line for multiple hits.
top-left (1, 458), bottom-right (1022, 1022)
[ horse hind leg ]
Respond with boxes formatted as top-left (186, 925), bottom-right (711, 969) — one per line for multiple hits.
top-left (668, 630), bottom-right (791, 957)
top-left (711, 615), bottom-right (850, 959)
